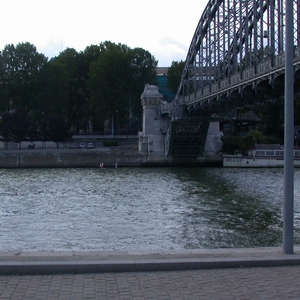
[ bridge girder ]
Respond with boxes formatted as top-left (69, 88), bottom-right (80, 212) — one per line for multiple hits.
top-left (184, 67), bottom-right (300, 114)
top-left (161, 0), bottom-right (300, 159)
top-left (165, 118), bottom-right (210, 159)
top-left (176, 0), bottom-right (300, 109)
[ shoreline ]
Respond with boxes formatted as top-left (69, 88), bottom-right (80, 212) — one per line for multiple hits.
top-left (0, 148), bottom-right (146, 168)
top-left (0, 148), bottom-right (222, 168)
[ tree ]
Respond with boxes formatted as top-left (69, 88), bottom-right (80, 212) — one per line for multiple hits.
top-left (222, 130), bottom-right (275, 154)
top-left (36, 59), bottom-right (69, 118)
top-left (0, 42), bottom-right (47, 113)
top-left (54, 48), bottom-right (89, 133)
top-left (243, 129), bottom-right (274, 145)
top-left (11, 110), bottom-right (30, 148)
top-left (221, 135), bottom-right (246, 154)
top-left (0, 111), bottom-right (13, 149)
top-left (0, 41), bottom-right (158, 138)
top-left (47, 114), bottom-right (70, 148)
top-left (129, 47), bottom-right (158, 118)
top-left (294, 93), bottom-right (300, 125)
top-left (253, 98), bottom-right (284, 141)
top-left (167, 60), bottom-right (185, 95)
top-left (83, 45), bottom-right (101, 69)
top-left (88, 42), bottom-right (132, 133)
top-left (88, 41), bottom-right (157, 133)
top-left (0, 110), bottom-right (31, 149)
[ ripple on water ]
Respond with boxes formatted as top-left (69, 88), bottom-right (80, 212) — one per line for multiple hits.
top-left (0, 167), bottom-right (299, 251)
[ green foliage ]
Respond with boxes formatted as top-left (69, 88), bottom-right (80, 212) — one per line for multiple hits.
top-left (103, 139), bottom-right (118, 146)
top-left (0, 42), bottom-right (47, 112)
top-left (295, 93), bottom-right (300, 125)
top-left (0, 111), bottom-right (13, 142)
top-left (0, 110), bottom-right (37, 148)
top-left (88, 42), bottom-right (130, 130)
top-left (243, 129), bottom-right (274, 145)
top-left (10, 110), bottom-right (30, 144)
top-left (252, 98), bottom-right (284, 140)
top-left (167, 60), bottom-right (185, 95)
top-left (222, 135), bottom-right (246, 154)
top-left (129, 47), bottom-right (158, 116)
top-left (0, 40), bottom-right (158, 144)
top-left (222, 130), bottom-right (277, 154)
top-left (54, 48), bottom-right (89, 132)
top-left (36, 59), bottom-right (69, 116)
top-left (83, 45), bottom-right (101, 67)
top-left (88, 41), bottom-right (157, 130)
top-left (47, 115), bottom-right (70, 147)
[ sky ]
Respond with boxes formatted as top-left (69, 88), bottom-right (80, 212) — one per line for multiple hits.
top-left (0, 0), bottom-right (207, 67)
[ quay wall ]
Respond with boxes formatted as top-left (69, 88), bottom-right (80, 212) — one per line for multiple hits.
top-left (0, 150), bottom-right (148, 168)
top-left (0, 150), bottom-right (222, 168)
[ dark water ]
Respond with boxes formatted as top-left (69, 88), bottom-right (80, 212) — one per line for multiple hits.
top-left (0, 167), bottom-right (299, 251)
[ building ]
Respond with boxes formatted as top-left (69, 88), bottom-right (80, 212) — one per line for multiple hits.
top-left (156, 67), bottom-right (174, 102)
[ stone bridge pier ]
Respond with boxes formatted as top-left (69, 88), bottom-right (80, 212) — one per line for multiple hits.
top-left (139, 84), bottom-right (223, 165)
top-left (138, 84), bottom-right (168, 162)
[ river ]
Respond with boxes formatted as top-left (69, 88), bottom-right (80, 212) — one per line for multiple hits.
top-left (0, 167), bottom-right (299, 251)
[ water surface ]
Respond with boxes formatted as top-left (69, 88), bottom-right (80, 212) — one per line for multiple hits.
top-left (0, 167), bottom-right (299, 251)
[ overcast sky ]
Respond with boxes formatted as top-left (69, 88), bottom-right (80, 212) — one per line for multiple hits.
top-left (1, 1), bottom-right (207, 67)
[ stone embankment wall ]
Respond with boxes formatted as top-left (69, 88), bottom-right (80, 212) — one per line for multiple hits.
top-left (0, 150), bottom-right (148, 168)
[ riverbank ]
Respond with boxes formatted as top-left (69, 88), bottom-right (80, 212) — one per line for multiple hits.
top-left (0, 148), bottom-right (222, 168)
top-left (0, 134), bottom-right (225, 168)
top-left (0, 147), bottom-right (149, 168)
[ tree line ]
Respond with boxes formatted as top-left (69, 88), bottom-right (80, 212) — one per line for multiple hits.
top-left (3, 39), bottom-right (295, 151)
top-left (0, 41), bottom-right (158, 147)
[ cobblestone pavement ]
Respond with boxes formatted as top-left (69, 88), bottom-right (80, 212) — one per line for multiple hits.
top-left (0, 265), bottom-right (300, 300)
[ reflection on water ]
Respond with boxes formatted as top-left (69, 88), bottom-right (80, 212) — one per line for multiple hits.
top-left (0, 167), bottom-right (299, 251)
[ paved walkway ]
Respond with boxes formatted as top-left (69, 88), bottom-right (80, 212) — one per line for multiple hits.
top-left (0, 247), bottom-right (300, 299)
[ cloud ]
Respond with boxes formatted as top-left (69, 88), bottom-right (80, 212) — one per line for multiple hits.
top-left (37, 39), bottom-right (66, 60)
top-left (0, 0), bottom-right (206, 67)
top-left (159, 37), bottom-right (189, 53)
top-left (150, 37), bottom-right (189, 66)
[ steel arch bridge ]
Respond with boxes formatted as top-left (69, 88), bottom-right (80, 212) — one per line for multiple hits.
top-left (161, 0), bottom-right (300, 159)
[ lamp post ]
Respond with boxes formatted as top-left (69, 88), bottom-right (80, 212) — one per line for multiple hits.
top-left (283, 0), bottom-right (294, 254)
top-left (41, 112), bottom-right (44, 149)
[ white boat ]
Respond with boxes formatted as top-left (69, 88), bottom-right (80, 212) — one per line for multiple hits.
top-left (222, 144), bottom-right (300, 167)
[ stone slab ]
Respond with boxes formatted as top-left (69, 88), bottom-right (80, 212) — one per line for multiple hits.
top-left (1, 247), bottom-right (300, 275)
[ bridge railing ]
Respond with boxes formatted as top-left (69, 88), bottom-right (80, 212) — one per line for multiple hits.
top-left (159, 101), bottom-right (174, 115)
top-left (184, 49), bottom-right (300, 106)
top-left (158, 47), bottom-right (300, 117)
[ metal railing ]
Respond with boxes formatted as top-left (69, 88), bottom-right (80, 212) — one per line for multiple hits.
top-left (178, 49), bottom-right (300, 108)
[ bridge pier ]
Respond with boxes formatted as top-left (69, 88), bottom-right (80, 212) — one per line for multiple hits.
top-left (138, 84), bottom-right (168, 162)
top-left (139, 84), bottom-right (223, 166)
top-left (204, 122), bottom-right (223, 161)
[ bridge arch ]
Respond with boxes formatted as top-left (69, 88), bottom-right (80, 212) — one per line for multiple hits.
top-left (176, 0), bottom-right (300, 113)
top-left (142, 0), bottom-right (300, 163)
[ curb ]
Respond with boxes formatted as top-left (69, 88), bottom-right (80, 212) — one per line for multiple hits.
top-left (1, 256), bottom-right (300, 275)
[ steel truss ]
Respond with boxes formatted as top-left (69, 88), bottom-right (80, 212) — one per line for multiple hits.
top-left (178, 0), bottom-right (300, 100)
top-left (164, 0), bottom-right (300, 159)
top-left (165, 118), bottom-right (209, 158)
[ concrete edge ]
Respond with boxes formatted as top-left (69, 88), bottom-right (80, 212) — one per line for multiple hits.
top-left (1, 256), bottom-right (300, 276)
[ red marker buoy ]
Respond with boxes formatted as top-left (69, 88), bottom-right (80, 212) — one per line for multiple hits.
top-left (99, 162), bottom-right (105, 168)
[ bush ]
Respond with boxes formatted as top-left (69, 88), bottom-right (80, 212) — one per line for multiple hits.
top-left (103, 139), bottom-right (118, 146)
top-left (222, 130), bottom-right (277, 154)
top-left (221, 136), bottom-right (246, 154)
top-left (244, 129), bottom-right (279, 146)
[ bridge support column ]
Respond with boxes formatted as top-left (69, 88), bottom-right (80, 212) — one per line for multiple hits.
top-left (204, 121), bottom-right (223, 161)
top-left (138, 84), bottom-right (166, 161)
